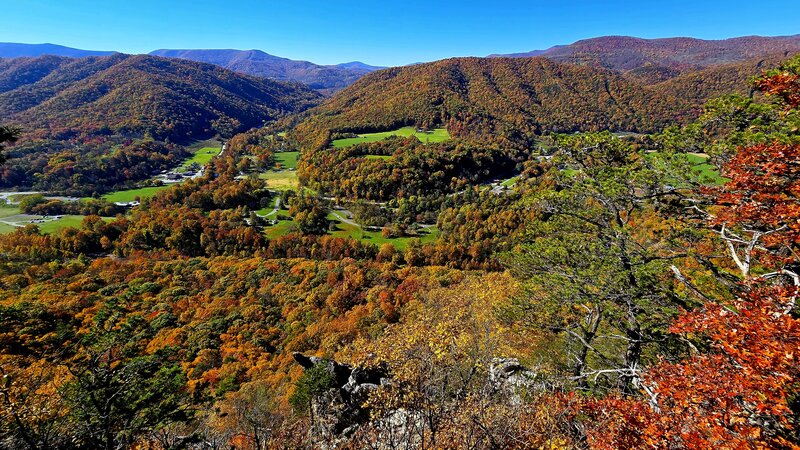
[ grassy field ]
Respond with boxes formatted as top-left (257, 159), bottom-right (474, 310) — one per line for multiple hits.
top-left (36, 215), bottom-right (89, 234)
top-left (501, 176), bottom-right (520, 187)
top-left (637, 152), bottom-right (726, 186)
top-left (179, 146), bottom-right (222, 171)
top-left (328, 220), bottom-right (438, 251)
top-left (102, 185), bottom-right (172, 203)
top-left (0, 205), bottom-right (19, 233)
top-left (0, 205), bottom-right (20, 219)
top-left (258, 171), bottom-right (299, 190)
top-left (364, 155), bottom-right (392, 161)
top-left (686, 153), bottom-right (726, 185)
top-left (255, 151), bottom-right (301, 190)
top-left (257, 207), bottom-right (290, 217)
top-left (264, 218), bottom-right (298, 239)
top-left (261, 208), bottom-right (438, 249)
top-left (273, 151), bottom-right (299, 170)
top-left (0, 213), bottom-right (113, 235)
top-left (331, 127), bottom-right (450, 148)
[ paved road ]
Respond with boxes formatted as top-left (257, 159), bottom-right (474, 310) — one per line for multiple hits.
top-left (0, 191), bottom-right (41, 204)
top-left (0, 191), bottom-right (80, 205)
top-left (0, 219), bottom-right (22, 228)
top-left (257, 197), bottom-right (281, 218)
top-left (329, 210), bottom-right (361, 228)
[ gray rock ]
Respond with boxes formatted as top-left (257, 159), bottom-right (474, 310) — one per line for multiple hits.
top-left (488, 357), bottom-right (545, 400)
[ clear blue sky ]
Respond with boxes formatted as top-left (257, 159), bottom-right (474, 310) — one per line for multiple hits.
top-left (3, 0), bottom-right (799, 66)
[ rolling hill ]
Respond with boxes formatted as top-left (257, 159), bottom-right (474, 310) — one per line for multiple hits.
top-left (493, 35), bottom-right (800, 83)
top-left (149, 49), bottom-right (384, 94)
top-left (0, 53), bottom-right (322, 140)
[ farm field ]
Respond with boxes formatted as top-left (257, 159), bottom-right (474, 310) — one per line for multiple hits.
top-left (259, 171), bottom-right (299, 190)
top-left (0, 212), bottom-right (112, 235)
top-left (0, 204), bottom-right (19, 218)
top-left (644, 152), bottom-right (726, 186)
top-left (254, 151), bottom-right (301, 190)
top-left (331, 127), bottom-right (450, 148)
top-left (328, 219), bottom-right (439, 251)
top-left (178, 145), bottom-right (222, 171)
top-left (260, 208), bottom-right (438, 249)
top-left (102, 185), bottom-right (172, 203)
top-left (36, 215), bottom-right (90, 234)
top-left (262, 208), bottom-right (296, 239)
top-left (273, 151), bottom-right (299, 169)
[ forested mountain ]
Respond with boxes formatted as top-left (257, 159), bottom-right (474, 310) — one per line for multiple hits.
top-left (149, 49), bottom-right (384, 94)
top-left (292, 54), bottom-right (786, 151)
top-left (494, 34), bottom-right (800, 82)
top-left (0, 54), bottom-right (321, 194)
top-left (0, 53), bottom-right (322, 140)
top-left (0, 42), bottom-right (116, 58)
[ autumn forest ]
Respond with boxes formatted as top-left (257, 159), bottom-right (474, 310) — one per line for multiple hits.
top-left (0, 25), bottom-right (799, 450)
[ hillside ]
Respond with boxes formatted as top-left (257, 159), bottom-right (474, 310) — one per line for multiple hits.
top-left (293, 56), bottom-right (650, 150)
top-left (292, 54), bottom-right (783, 151)
top-left (0, 54), bottom-right (322, 194)
top-left (0, 42), bottom-right (116, 58)
top-left (150, 49), bottom-right (384, 94)
top-left (0, 53), bottom-right (322, 140)
top-left (494, 34), bottom-right (800, 82)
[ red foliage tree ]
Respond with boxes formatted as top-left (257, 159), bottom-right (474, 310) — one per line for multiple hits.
top-left (584, 59), bottom-right (800, 450)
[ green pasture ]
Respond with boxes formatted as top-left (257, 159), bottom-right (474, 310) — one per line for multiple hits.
top-left (102, 185), bottom-right (172, 203)
top-left (179, 146), bottom-right (222, 171)
top-left (331, 127), bottom-right (450, 148)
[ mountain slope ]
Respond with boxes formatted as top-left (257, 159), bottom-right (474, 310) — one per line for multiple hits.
top-left (293, 54), bottom-right (792, 151)
top-left (149, 49), bottom-right (384, 93)
top-left (493, 35), bottom-right (800, 82)
top-left (0, 54), bottom-right (323, 140)
top-left (0, 42), bottom-right (116, 58)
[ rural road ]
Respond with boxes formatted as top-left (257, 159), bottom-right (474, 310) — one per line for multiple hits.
top-left (258, 197), bottom-right (281, 218)
top-left (0, 219), bottom-right (22, 228)
top-left (329, 210), bottom-right (361, 228)
top-left (0, 191), bottom-right (41, 204)
top-left (0, 191), bottom-right (80, 205)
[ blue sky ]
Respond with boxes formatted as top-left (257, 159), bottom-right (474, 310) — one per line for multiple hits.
top-left (2, 0), bottom-right (799, 66)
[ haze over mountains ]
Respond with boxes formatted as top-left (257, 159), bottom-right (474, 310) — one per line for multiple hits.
top-left (0, 43), bottom-right (384, 94)
top-left (0, 42), bottom-right (117, 58)
top-left (149, 49), bottom-right (384, 94)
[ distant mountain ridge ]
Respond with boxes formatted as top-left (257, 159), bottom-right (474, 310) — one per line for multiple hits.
top-left (4, 35), bottom-right (798, 93)
top-left (149, 49), bottom-right (385, 94)
top-left (0, 43), bottom-right (384, 94)
top-left (491, 35), bottom-right (800, 82)
top-left (0, 42), bottom-right (116, 58)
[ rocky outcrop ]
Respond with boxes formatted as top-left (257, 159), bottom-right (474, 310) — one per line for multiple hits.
top-left (292, 352), bottom-right (387, 447)
top-left (488, 357), bottom-right (549, 399)
top-left (293, 353), bottom-right (548, 448)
